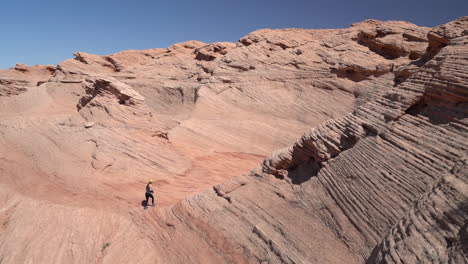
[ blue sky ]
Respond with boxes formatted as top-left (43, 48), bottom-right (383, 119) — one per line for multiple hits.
top-left (0, 0), bottom-right (466, 69)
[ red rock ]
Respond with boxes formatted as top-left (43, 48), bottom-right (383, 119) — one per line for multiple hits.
top-left (0, 17), bottom-right (466, 263)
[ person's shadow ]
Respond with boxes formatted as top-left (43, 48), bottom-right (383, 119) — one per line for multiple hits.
top-left (141, 200), bottom-right (156, 209)
top-left (141, 200), bottom-right (148, 209)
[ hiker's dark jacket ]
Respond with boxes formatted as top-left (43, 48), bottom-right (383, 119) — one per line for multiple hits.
top-left (146, 184), bottom-right (153, 195)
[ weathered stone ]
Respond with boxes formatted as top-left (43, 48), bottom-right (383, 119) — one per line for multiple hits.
top-left (0, 17), bottom-right (466, 264)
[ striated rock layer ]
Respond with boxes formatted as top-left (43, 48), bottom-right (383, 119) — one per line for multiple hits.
top-left (0, 17), bottom-right (467, 263)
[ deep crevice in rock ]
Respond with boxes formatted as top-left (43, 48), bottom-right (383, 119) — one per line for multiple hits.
top-left (331, 67), bottom-right (389, 82)
top-left (286, 160), bottom-right (321, 185)
top-left (405, 98), bottom-right (428, 116)
top-left (282, 128), bottom-right (366, 185)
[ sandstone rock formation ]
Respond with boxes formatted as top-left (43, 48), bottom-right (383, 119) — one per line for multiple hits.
top-left (0, 64), bottom-right (55, 96)
top-left (0, 17), bottom-right (466, 263)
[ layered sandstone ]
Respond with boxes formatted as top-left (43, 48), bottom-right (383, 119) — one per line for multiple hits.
top-left (0, 17), bottom-right (466, 263)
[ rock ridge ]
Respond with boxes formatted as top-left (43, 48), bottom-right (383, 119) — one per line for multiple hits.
top-left (0, 17), bottom-right (466, 263)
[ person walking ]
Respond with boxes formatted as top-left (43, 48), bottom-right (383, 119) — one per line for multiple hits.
top-left (145, 179), bottom-right (155, 208)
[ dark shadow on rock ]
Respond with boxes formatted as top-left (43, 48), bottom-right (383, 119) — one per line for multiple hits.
top-left (282, 121), bottom-right (365, 185)
top-left (287, 160), bottom-right (321, 185)
top-left (404, 97), bottom-right (468, 126)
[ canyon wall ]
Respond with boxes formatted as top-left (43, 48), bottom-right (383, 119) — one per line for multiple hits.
top-left (0, 17), bottom-right (466, 263)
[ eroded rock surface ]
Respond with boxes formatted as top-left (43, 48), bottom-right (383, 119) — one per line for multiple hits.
top-left (0, 64), bottom-right (55, 96)
top-left (0, 17), bottom-right (466, 263)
